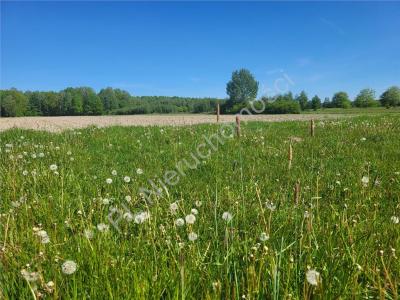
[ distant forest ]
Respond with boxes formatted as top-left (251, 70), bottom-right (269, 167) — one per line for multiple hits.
top-left (0, 87), bottom-right (223, 117)
top-left (1, 83), bottom-right (399, 117)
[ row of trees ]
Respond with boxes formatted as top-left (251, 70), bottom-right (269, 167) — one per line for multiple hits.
top-left (0, 88), bottom-right (222, 117)
top-left (224, 69), bottom-right (400, 113)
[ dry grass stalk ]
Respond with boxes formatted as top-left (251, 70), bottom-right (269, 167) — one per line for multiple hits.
top-left (294, 179), bottom-right (300, 205)
top-left (310, 119), bottom-right (315, 137)
top-left (288, 142), bottom-right (293, 169)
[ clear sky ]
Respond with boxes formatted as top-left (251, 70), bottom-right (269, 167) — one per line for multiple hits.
top-left (1, 1), bottom-right (399, 100)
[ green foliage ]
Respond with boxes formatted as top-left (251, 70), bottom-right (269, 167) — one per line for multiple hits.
top-left (295, 91), bottom-right (308, 110)
top-left (311, 95), bottom-right (322, 110)
top-left (354, 89), bottom-right (379, 108)
top-left (332, 92), bottom-right (351, 108)
top-left (265, 99), bottom-right (301, 114)
top-left (226, 69), bottom-right (258, 104)
top-left (380, 86), bottom-right (400, 107)
top-left (0, 89), bottom-right (28, 117)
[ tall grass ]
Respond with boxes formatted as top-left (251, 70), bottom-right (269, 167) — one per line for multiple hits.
top-left (0, 115), bottom-right (399, 299)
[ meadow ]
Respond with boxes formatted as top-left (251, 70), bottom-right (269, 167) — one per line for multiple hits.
top-left (1, 114), bottom-right (399, 299)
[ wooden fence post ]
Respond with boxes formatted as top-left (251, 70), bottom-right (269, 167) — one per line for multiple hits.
top-left (217, 103), bottom-right (220, 123)
top-left (235, 115), bottom-right (240, 137)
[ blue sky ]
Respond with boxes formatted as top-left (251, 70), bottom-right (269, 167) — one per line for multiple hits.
top-left (1, 1), bottom-right (399, 99)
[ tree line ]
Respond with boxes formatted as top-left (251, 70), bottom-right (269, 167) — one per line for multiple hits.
top-left (223, 69), bottom-right (400, 114)
top-left (0, 87), bottom-right (222, 117)
top-left (1, 71), bottom-right (399, 117)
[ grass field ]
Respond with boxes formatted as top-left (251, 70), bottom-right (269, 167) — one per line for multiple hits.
top-left (1, 114), bottom-right (399, 299)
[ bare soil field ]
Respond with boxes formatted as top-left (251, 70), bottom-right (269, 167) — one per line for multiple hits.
top-left (0, 114), bottom-right (352, 132)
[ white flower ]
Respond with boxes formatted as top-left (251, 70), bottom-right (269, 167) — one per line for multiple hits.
top-left (185, 214), bottom-right (196, 224)
top-left (36, 230), bottom-right (50, 244)
top-left (49, 164), bottom-right (58, 171)
top-left (22, 170), bottom-right (28, 176)
top-left (265, 201), bottom-right (276, 211)
top-left (361, 176), bottom-right (369, 187)
top-left (61, 260), bottom-right (77, 275)
top-left (136, 168), bottom-right (143, 175)
top-left (175, 218), bottom-right (185, 227)
top-left (125, 195), bottom-right (132, 202)
top-left (123, 212), bottom-right (134, 222)
top-left (111, 170), bottom-right (117, 176)
top-left (188, 232), bottom-right (198, 241)
top-left (391, 216), bottom-right (399, 224)
top-left (84, 229), bottom-right (94, 239)
top-left (21, 269), bottom-right (40, 282)
top-left (260, 232), bottom-right (269, 242)
top-left (222, 212), bottom-right (233, 222)
top-left (170, 202), bottom-right (178, 213)
top-left (66, 151), bottom-right (72, 156)
top-left (102, 198), bottom-right (110, 205)
top-left (97, 223), bottom-right (109, 232)
top-left (38, 152), bottom-right (45, 158)
top-left (106, 178), bottom-right (113, 184)
top-left (134, 211), bottom-right (150, 224)
top-left (360, 137), bottom-right (366, 141)
top-left (124, 176), bottom-right (131, 183)
top-left (306, 269), bottom-right (320, 286)
top-left (195, 200), bottom-right (202, 207)
top-left (191, 208), bottom-right (199, 215)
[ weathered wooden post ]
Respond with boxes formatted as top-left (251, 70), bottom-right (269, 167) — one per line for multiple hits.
top-left (310, 119), bottom-right (315, 137)
top-left (235, 115), bottom-right (240, 137)
top-left (217, 103), bottom-right (220, 123)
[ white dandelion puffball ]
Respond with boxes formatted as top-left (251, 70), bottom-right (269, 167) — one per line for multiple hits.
top-left (191, 208), bottom-right (199, 215)
top-left (102, 198), bottom-right (110, 205)
top-left (106, 178), bottom-right (113, 184)
top-left (136, 168), bottom-right (143, 175)
top-left (125, 195), bottom-right (132, 202)
top-left (175, 218), bottom-right (185, 227)
top-left (134, 211), bottom-right (150, 224)
top-left (36, 230), bottom-right (50, 244)
top-left (391, 216), bottom-right (399, 224)
top-left (185, 214), bottom-right (196, 224)
top-left (195, 200), bottom-right (202, 207)
top-left (123, 212), bottom-right (134, 222)
top-left (97, 223), bottom-right (109, 232)
top-left (260, 232), bottom-right (269, 242)
top-left (61, 260), bottom-right (77, 275)
top-left (49, 164), bottom-right (58, 171)
top-left (170, 202), bottom-right (178, 213)
top-left (222, 212), bottom-right (233, 222)
top-left (84, 229), bottom-right (94, 239)
top-left (306, 269), bottom-right (320, 286)
top-left (111, 170), bottom-right (117, 176)
top-left (361, 176), bottom-right (369, 187)
top-left (22, 170), bottom-right (28, 176)
top-left (21, 270), bottom-right (40, 282)
top-left (188, 232), bottom-right (198, 241)
top-left (124, 176), bottom-right (131, 183)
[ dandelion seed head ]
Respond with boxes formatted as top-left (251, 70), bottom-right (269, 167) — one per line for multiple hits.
top-left (175, 218), bottom-right (185, 227)
top-left (306, 269), bottom-right (320, 286)
top-left (97, 223), bottom-right (109, 232)
top-left (188, 232), bottom-right (198, 241)
top-left (391, 216), bottom-right (399, 224)
top-left (185, 214), bottom-right (196, 224)
top-left (123, 176), bottom-right (131, 183)
top-left (106, 178), bottom-right (113, 184)
top-left (191, 208), bottom-right (199, 215)
top-left (136, 168), bottom-right (143, 175)
top-left (222, 211), bottom-right (233, 222)
top-left (49, 164), bottom-right (58, 171)
top-left (361, 176), bottom-right (369, 187)
top-left (259, 232), bottom-right (269, 242)
top-left (111, 170), bottom-right (117, 176)
top-left (84, 229), bottom-right (94, 239)
top-left (61, 260), bottom-right (77, 275)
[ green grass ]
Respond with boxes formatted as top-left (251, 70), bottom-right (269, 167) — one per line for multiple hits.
top-left (304, 106), bottom-right (400, 114)
top-left (1, 115), bottom-right (399, 299)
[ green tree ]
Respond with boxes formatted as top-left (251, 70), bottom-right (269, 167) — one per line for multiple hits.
top-left (99, 88), bottom-right (119, 111)
top-left (226, 69), bottom-right (258, 104)
top-left (380, 86), bottom-right (400, 107)
top-left (311, 95), bottom-right (322, 110)
top-left (332, 92), bottom-right (351, 108)
top-left (354, 88), bottom-right (379, 107)
top-left (0, 89), bottom-right (28, 117)
top-left (295, 91), bottom-right (308, 110)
